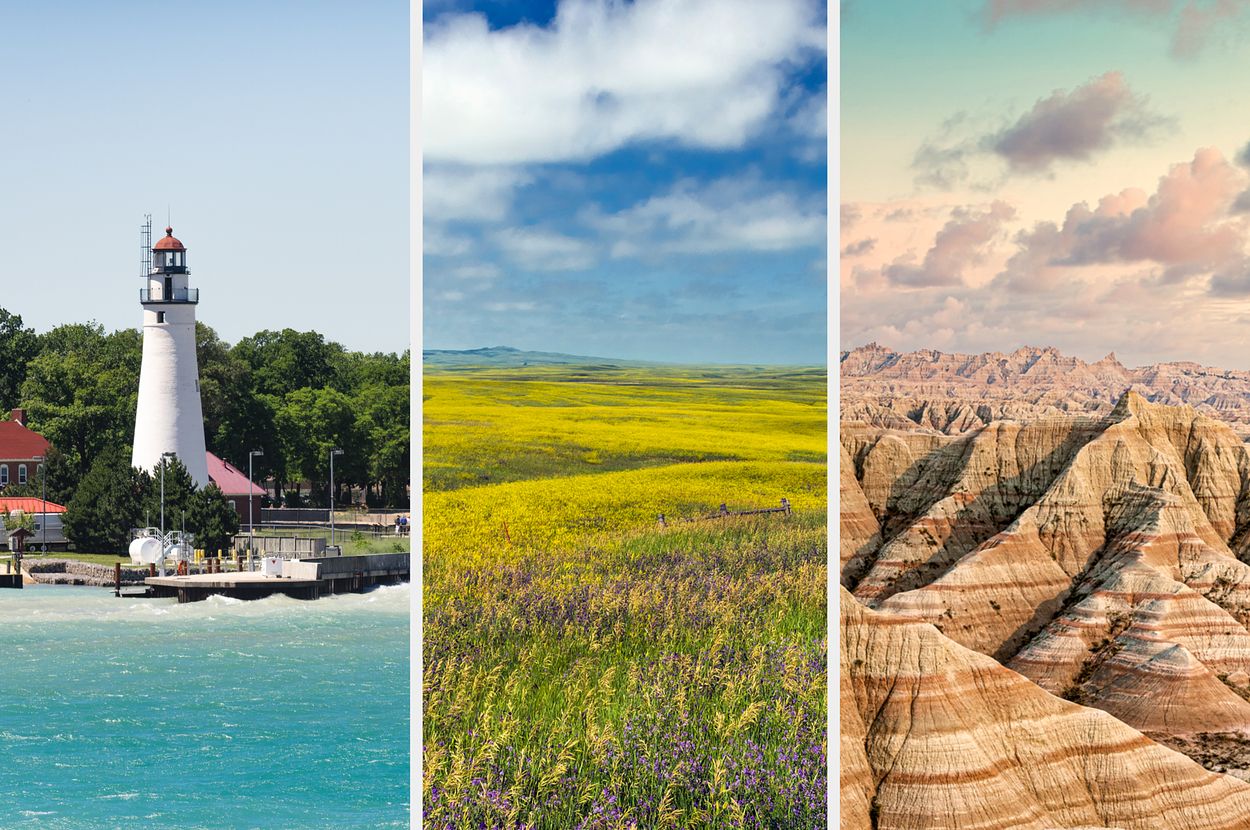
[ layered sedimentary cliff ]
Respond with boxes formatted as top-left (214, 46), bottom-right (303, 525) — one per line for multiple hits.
top-left (841, 587), bottom-right (1250, 829)
top-left (842, 390), bottom-right (1250, 818)
top-left (841, 343), bottom-right (1250, 439)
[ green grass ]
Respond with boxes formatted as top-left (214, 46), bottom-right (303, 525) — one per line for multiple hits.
top-left (424, 363), bottom-right (828, 827)
top-left (424, 512), bottom-right (827, 829)
top-left (4, 551), bottom-right (130, 565)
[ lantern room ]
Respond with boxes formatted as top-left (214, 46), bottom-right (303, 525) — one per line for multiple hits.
top-left (152, 227), bottom-right (188, 275)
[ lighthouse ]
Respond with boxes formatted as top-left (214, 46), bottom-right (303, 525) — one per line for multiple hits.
top-left (131, 225), bottom-right (210, 487)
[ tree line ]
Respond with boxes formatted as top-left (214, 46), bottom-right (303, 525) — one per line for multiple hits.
top-left (0, 308), bottom-right (410, 552)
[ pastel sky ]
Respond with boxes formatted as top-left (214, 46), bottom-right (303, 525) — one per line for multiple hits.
top-left (422, 0), bottom-right (828, 365)
top-left (0, 1), bottom-right (408, 355)
top-left (841, 0), bottom-right (1250, 369)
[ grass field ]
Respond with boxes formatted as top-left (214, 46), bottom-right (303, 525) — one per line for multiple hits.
top-left (423, 365), bottom-right (826, 493)
top-left (423, 366), bottom-right (828, 829)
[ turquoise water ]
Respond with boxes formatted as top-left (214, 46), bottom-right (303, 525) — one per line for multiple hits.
top-left (0, 582), bottom-right (410, 829)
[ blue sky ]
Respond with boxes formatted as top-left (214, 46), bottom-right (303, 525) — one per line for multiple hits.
top-left (842, 0), bottom-right (1250, 368)
top-left (422, 0), bottom-right (828, 365)
top-left (0, 1), bottom-right (409, 355)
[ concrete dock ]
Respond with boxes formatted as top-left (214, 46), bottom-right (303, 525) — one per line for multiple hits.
top-left (144, 552), bottom-right (409, 603)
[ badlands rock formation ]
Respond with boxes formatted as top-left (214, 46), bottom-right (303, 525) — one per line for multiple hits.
top-left (841, 343), bottom-right (1250, 439)
top-left (842, 391), bottom-right (1250, 788)
top-left (841, 587), bottom-right (1250, 829)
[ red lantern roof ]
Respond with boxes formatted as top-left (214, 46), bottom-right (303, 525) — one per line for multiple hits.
top-left (153, 226), bottom-right (185, 251)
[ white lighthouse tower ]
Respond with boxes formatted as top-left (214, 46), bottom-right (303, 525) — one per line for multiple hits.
top-left (131, 224), bottom-right (210, 487)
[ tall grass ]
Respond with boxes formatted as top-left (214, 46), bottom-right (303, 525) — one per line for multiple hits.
top-left (424, 461), bottom-right (826, 569)
top-left (423, 512), bottom-right (827, 829)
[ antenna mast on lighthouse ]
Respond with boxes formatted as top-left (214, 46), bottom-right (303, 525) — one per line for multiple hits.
top-left (140, 215), bottom-right (152, 278)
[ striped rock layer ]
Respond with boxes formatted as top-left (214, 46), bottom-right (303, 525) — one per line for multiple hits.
top-left (841, 588), bottom-right (1250, 830)
top-left (841, 342), bottom-right (1250, 439)
top-left (841, 391), bottom-right (1250, 741)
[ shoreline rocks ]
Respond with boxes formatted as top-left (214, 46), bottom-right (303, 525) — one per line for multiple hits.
top-left (25, 559), bottom-right (151, 587)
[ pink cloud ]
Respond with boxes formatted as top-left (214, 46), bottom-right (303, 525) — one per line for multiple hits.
top-left (884, 201), bottom-right (1016, 288)
top-left (991, 71), bottom-right (1169, 173)
top-left (843, 147), bottom-right (1250, 366)
top-left (990, 148), bottom-right (1246, 298)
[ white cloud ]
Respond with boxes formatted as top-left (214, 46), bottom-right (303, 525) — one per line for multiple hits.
top-left (422, 224), bottom-right (477, 257)
top-left (423, 164), bottom-right (532, 222)
top-left (789, 88), bottom-right (827, 139)
top-left (495, 227), bottom-right (599, 271)
top-left (584, 176), bottom-right (826, 255)
top-left (484, 301), bottom-right (538, 312)
top-left (448, 262), bottom-right (501, 280)
top-left (423, 0), bottom-right (826, 164)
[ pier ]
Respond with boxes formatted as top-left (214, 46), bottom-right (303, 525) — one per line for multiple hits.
top-left (143, 552), bottom-right (409, 603)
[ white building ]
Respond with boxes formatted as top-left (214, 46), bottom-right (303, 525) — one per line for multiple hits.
top-left (131, 226), bottom-right (210, 487)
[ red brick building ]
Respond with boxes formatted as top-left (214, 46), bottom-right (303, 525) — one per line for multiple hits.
top-left (0, 410), bottom-right (50, 490)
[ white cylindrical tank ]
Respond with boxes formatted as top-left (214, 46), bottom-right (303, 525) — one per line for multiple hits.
top-left (129, 536), bottom-right (160, 565)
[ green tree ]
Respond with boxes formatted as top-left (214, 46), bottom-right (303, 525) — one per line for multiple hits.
top-left (2, 447), bottom-right (80, 507)
top-left (0, 308), bottom-right (39, 413)
top-left (62, 446), bottom-right (144, 555)
top-left (357, 382), bottom-right (410, 508)
top-left (140, 456), bottom-right (197, 533)
top-left (282, 387), bottom-right (373, 507)
top-left (233, 329), bottom-right (341, 399)
top-left (213, 391), bottom-right (287, 492)
top-left (196, 322), bottom-right (249, 456)
top-left (21, 324), bottom-right (142, 480)
top-left (331, 349), bottom-right (409, 396)
top-left (39, 445), bottom-right (78, 507)
top-left (0, 503), bottom-right (35, 533)
top-left (188, 483), bottom-right (239, 556)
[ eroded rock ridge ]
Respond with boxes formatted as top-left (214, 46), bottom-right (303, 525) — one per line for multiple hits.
top-left (842, 391), bottom-right (1250, 823)
top-left (842, 343), bottom-right (1250, 439)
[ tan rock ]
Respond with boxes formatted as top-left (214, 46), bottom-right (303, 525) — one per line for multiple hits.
top-left (839, 443), bottom-right (881, 586)
top-left (841, 343), bottom-right (1250, 440)
top-left (843, 391), bottom-right (1250, 742)
top-left (841, 587), bottom-right (1250, 830)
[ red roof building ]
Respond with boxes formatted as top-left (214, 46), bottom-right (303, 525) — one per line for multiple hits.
top-left (0, 498), bottom-right (66, 514)
top-left (0, 410), bottom-right (50, 490)
top-left (206, 451), bottom-right (265, 524)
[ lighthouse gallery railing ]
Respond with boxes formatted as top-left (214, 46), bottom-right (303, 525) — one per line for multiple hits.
top-left (139, 288), bottom-right (199, 303)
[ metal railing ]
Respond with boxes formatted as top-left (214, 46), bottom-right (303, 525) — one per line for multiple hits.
top-left (139, 288), bottom-right (198, 303)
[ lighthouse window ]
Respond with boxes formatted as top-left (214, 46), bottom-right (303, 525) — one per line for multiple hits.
top-left (18, 464), bottom-right (26, 485)
top-left (157, 312), bottom-right (165, 324)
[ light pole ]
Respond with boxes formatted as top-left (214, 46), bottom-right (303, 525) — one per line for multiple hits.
top-left (160, 451), bottom-right (176, 539)
top-left (158, 452), bottom-right (175, 577)
top-left (330, 449), bottom-right (344, 549)
top-left (32, 456), bottom-right (44, 554)
top-left (249, 450), bottom-right (263, 567)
